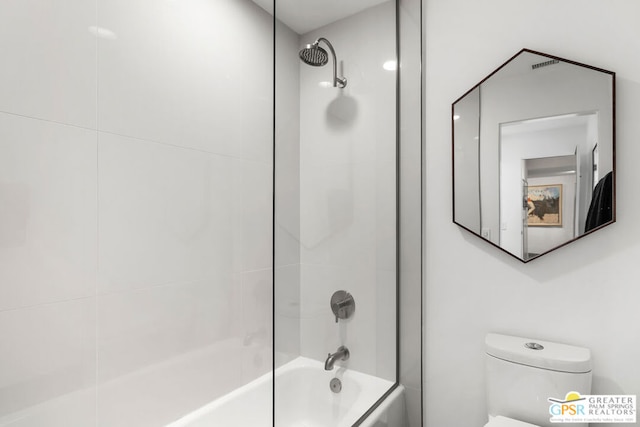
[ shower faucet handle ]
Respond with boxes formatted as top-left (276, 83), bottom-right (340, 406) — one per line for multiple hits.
top-left (330, 291), bottom-right (355, 323)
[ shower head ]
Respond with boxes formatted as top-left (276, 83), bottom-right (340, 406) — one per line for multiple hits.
top-left (299, 37), bottom-right (347, 88)
top-left (299, 43), bottom-right (328, 67)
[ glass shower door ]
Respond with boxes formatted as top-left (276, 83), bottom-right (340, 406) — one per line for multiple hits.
top-left (273, 0), bottom-right (398, 425)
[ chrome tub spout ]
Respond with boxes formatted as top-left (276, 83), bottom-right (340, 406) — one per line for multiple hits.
top-left (324, 346), bottom-right (350, 370)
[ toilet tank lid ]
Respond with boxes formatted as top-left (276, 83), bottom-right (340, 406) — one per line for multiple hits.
top-left (485, 333), bottom-right (592, 373)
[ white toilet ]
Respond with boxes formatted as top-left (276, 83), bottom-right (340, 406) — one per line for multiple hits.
top-left (485, 333), bottom-right (592, 427)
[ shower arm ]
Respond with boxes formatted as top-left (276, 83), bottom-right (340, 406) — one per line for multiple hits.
top-left (316, 37), bottom-right (347, 88)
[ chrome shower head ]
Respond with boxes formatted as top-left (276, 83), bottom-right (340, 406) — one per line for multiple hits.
top-left (298, 37), bottom-right (347, 88)
top-left (299, 43), bottom-right (328, 67)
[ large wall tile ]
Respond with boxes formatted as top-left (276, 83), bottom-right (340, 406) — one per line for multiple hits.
top-left (238, 160), bottom-right (273, 272)
top-left (0, 1), bottom-right (278, 426)
top-left (0, 298), bottom-right (96, 419)
top-left (0, 113), bottom-right (97, 311)
top-left (97, 278), bottom-right (239, 383)
top-left (275, 264), bottom-right (300, 367)
top-left (274, 19), bottom-right (301, 269)
top-left (241, 269), bottom-right (273, 344)
top-left (97, 0), bottom-right (272, 160)
top-left (98, 132), bottom-right (238, 293)
top-left (300, 159), bottom-right (377, 267)
top-left (375, 269), bottom-right (397, 381)
top-left (96, 280), bottom-right (245, 426)
top-left (240, 269), bottom-right (273, 383)
top-left (0, 0), bottom-right (97, 128)
top-left (97, 337), bottom-right (245, 427)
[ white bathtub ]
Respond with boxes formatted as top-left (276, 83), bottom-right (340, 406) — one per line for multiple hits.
top-left (168, 357), bottom-right (405, 427)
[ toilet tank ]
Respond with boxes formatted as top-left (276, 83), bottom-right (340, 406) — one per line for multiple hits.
top-left (485, 333), bottom-right (592, 427)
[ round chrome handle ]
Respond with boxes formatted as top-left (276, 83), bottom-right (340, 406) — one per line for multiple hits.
top-left (330, 291), bottom-right (355, 323)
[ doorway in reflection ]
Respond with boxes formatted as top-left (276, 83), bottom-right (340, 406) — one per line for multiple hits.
top-left (499, 112), bottom-right (598, 260)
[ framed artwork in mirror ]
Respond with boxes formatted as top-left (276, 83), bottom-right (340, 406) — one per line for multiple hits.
top-left (452, 48), bottom-right (615, 262)
top-left (527, 184), bottom-right (562, 227)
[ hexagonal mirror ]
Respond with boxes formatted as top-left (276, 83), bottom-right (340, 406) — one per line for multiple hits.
top-left (452, 49), bottom-right (615, 262)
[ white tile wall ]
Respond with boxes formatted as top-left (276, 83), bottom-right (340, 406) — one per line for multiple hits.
top-left (298, 1), bottom-right (397, 381)
top-left (275, 264), bottom-right (301, 365)
top-left (238, 160), bottom-right (274, 272)
top-left (97, 280), bottom-right (231, 382)
top-left (0, 299), bottom-right (96, 418)
top-left (0, 0), bottom-right (97, 128)
top-left (97, 132), bottom-right (238, 293)
top-left (96, 339), bottom-right (246, 427)
top-left (273, 13), bottom-right (302, 369)
top-left (97, 0), bottom-right (272, 161)
top-left (0, 0), bottom-right (413, 425)
top-left (300, 160), bottom-right (384, 268)
top-left (240, 269), bottom-right (274, 382)
top-left (0, 113), bottom-right (97, 311)
top-left (0, 0), bottom-right (275, 424)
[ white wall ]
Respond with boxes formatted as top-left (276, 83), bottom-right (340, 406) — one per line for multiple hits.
top-left (425, 1), bottom-right (640, 426)
top-left (0, 0), bottom-right (275, 426)
top-left (298, 1), bottom-right (398, 381)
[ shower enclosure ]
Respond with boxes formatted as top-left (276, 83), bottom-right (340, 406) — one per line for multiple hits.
top-left (274, 1), bottom-right (399, 425)
top-left (0, 0), bottom-right (421, 425)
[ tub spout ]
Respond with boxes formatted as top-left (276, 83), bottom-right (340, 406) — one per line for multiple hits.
top-left (324, 346), bottom-right (350, 370)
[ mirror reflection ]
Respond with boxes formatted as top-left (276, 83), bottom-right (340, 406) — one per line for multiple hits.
top-left (453, 49), bottom-right (615, 262)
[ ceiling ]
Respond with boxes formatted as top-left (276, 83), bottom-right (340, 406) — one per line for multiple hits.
top-left (501, 113), bottom-right (595, 137)
top-left (252, 0), bottom-right (388, 35)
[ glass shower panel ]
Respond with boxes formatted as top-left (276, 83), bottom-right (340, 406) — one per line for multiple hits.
top-left (274, 1), bottom-right (398, 425)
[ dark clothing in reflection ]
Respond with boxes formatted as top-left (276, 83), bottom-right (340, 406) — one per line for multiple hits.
top-left (585, 171), bottom-right (613, 232)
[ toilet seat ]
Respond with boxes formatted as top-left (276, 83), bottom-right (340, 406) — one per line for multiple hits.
top-left (485, 415), bottom-right (540, 427)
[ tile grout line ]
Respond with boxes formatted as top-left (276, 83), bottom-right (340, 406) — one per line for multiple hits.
top-left (0, 111), bottom-right (272, 166)
top-left (0, 267), bottom-right (277, 314)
